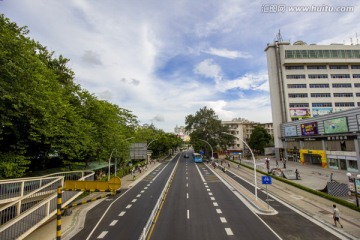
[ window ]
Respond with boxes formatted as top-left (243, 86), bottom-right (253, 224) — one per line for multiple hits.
top-left (312, 103), bottom-right (332, 107)
top-left (287, 84), bottom-right (306, 88)
top-left (353, 74), bottom-right (360, 78)
top-left (311, 93), bottom-right (331, 98)
top-left (309, 84), bottom-right (329, 88)
top-left (308, 74), bottom-right (328, 79)
top-left (285, 66), bottom-right (304, 70)
top-left (356, 93), bottom-right (360, 97)
top-left (332, 83), bottom-right (352, 88)
top-left (335, 102), bottom-right (355, 107)
top-left (355, 83), bottom-right (360, 88)
top-left (289, 103), bottom-right (309, 108)
top-left (351, 65), bottom-right (360, 69)
top-left (329, 65), bottom-right (349, 69)
top-left (286, 75), bottom-right (306, 79)
top-left (285, 50), bottom-right (360, 59)
top-left (288, 93), bottom-right (308, 98)
top-left (333, 93), bottom-right (353, 97)
top-left (331, 74), bottom-right (351, 79)
top-left (307, 65), bottom-right (327, 69)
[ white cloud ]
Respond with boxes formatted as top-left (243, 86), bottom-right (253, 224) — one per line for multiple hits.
top-left (204, 48), bottom-right (252, 59)
top-left (3, 0), bottom-right (360, 132)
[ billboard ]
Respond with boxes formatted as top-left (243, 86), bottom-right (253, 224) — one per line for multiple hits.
top-left (130, 142), bottom-right (147, 160)
top-left (312, 108), bottom-right (333, 117)
top-left (290, 108), bottom-right (311, 119)
top-left (323, 117), bottom-right (349, 134)
top-left (301, 122), bottom-right (318, 136)
top-left (284, 126), bottom-right (297, 136)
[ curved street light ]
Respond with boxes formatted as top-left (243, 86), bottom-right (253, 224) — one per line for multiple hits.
top-left (198, 139), bottom-right (214, 161)
top-left (222, 132), bottom-right (258, 200)
top-left (146, 139), bottom-right (158, 164)
top-left (108, 136), bottom-right (135, 180)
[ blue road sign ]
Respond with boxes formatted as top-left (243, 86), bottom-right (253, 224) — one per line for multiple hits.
top-left (200, 150), bottom-right (204, 155)
top-left (262, 176), bottom-right (272, 184)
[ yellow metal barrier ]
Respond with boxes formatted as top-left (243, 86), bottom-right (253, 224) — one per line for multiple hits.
top-left (63, 176), bottom-right (121, 192)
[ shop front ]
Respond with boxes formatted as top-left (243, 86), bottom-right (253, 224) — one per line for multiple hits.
top-left (299, 149), bottom-right (327, 168)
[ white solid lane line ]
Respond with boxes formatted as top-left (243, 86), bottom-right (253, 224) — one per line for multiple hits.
top-left (109, 220), bottom-right (118, 226)
top-left (97, 231), bottom-right (108, 239)
top-left (119, 211), bottom-right (126, 216)
top-left (225, 228), bottom-right (234, 235)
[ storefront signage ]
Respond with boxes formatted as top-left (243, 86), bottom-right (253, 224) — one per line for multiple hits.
top-left (301, 122), bottom-right (318, 136)
top-left (323, 117), bottom-right (349, 134)
top-left (312, 107), bottom-right (333, 117)
top-left (290, 108), bottom-right (311, 119)
top-left (284, 126), bottom-right (297, 136)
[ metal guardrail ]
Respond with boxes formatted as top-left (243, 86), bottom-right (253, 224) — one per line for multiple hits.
top-left (0, 170), bottom-right (94, 240)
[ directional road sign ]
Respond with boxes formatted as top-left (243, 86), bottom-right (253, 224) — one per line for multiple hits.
top-left (261, 176), bottom-right (272, 185)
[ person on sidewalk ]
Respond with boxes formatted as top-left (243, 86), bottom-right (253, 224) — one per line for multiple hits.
top-left (332, 204), bottom-right (343, 228)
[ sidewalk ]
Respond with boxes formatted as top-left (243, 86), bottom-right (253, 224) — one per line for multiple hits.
top-left (24, 161), bottom-right (162, 240)
top-left (221, 157), bottom-right (360, 239)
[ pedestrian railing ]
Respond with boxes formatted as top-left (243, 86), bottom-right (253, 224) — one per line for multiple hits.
top-left (0, 170), bottom-right (94, 240)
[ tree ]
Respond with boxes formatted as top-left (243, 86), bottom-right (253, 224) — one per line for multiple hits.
top-left (185, 107), bottom-right (231, 156)
top-left (248, 126), bottom-right (272, 155)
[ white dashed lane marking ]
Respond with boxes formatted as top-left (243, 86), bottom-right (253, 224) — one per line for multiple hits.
top-left (136, 194), bottom-right (141, 197)
top-left (187, 210), bottom-right (190, 219)
top-left (119, 211), bottom-right (126, 216)
top-left (220, 217), bottom-right (227, 223)
top-left (216, 209), bottom-right (222, 214)
top-left (225, 228), bottom-right (234, 235)
top-left (97, 231), bottom-right (108, 239)
top-left (132, 199), bottom-right (137, 203)
top-left (213, 202), bottom-right (218, 206)
top-left (109, 220), bottom-right (118, 226)
top-left (126, 204), bottom-right (132, 209)
top-left (210, 197), bottom-right (215, 200)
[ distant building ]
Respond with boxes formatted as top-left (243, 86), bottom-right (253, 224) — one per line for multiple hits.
top-left (222, 118), bottom-right (273, 152)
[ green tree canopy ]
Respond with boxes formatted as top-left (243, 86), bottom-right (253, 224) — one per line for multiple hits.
top-left (248, 126), bottom-right (272, 155)
top-left (185, 106), bottom-right (231, 156)
top-left (0, 14), bottom-right (138, 178)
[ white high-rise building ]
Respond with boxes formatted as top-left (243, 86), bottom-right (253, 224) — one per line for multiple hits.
top-left (265, 40), bottom-right (360, 148)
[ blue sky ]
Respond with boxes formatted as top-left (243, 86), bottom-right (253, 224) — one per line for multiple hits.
top-left (1, 0), bottom-right (359, 132)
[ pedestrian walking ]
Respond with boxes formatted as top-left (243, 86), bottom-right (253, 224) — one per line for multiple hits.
top-left (332, 204), bottom-right (343, 228)
top-left (283, 158), bottom-right (287, 169)
top-left (265, 158), bottom-right (270, 173)
top-left (275, 159), bottom-right (279, 167)
top-left (228, 162), bottom-right (231, 168)
top-left (295, 169), bottom-right (300, 180)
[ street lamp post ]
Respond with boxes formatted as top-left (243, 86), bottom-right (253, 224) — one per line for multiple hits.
top-left (198, 139), bottom-right (214, 162)
top-left (108, 137), bottom-right (135, 181)
top-left (222, 132), bottom-right (258, 200)
top-left (146, 139), bottom-right (158, 164)
top-left (346, 172), bottom-right (360, 207)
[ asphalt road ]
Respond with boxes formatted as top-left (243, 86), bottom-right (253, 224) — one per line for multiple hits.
top-left (72, 154), bottom-right (179, 240)
top-left (71, 152), bottom-right (344, 240)
top-left (148, 156), bottom-right (280, 240)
